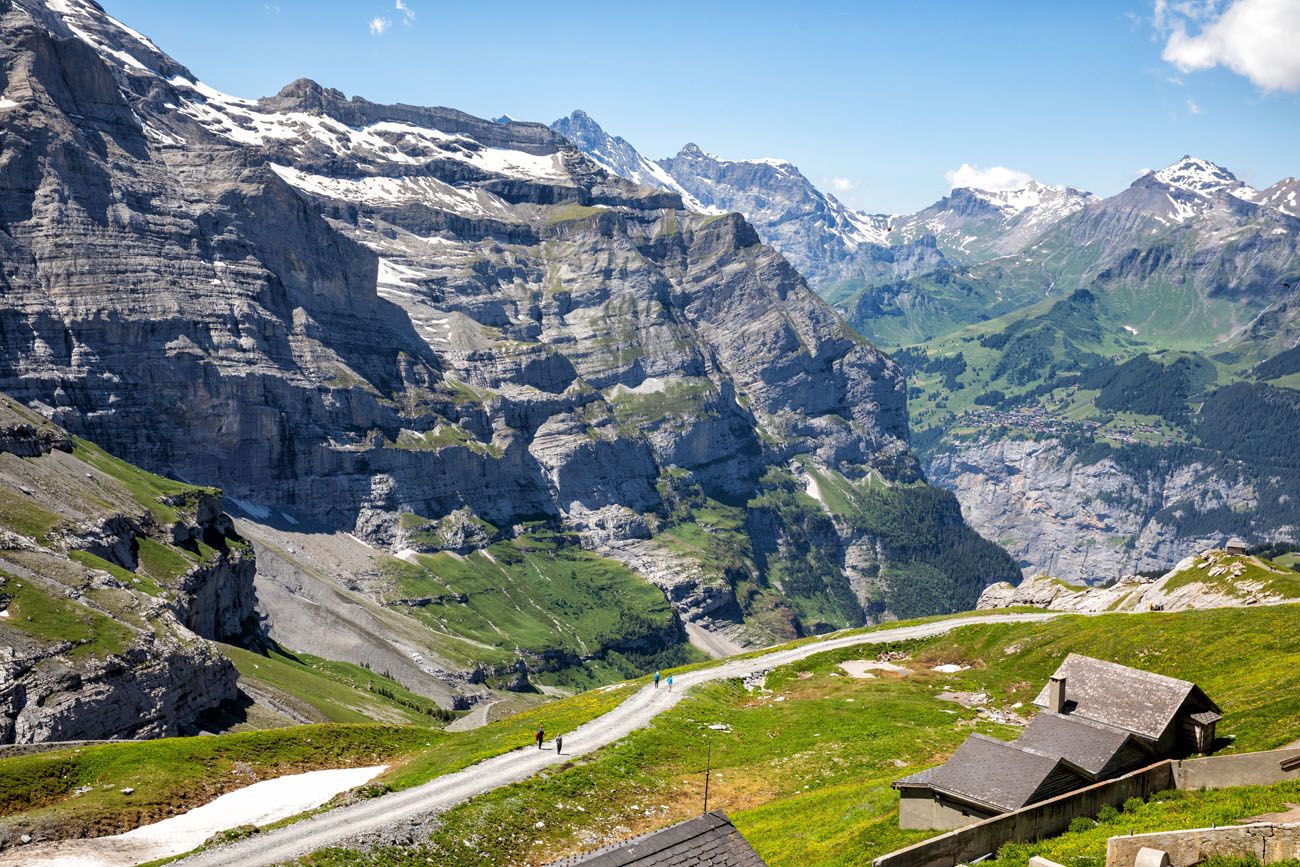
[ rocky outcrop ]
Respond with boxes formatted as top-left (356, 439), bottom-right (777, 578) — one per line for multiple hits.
top-left (0, 391), bottom-right (254, 743)
top-left (978, 549), bottom-right (1300, 613)
top-left (1, 626), bottom-right (236, 743)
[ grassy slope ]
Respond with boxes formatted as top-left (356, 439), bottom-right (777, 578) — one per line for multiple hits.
top-left (1161, 552), bottom-right (1300, 598)
top-left (297, 605), bottom-right (1300, 867)
top-left (0, 427), bottom-right (237, 658)
top-left (0, 726), bottom-right (433, 841)
top-left (0, 680), bottom-right (640, 845)
top-left (384, 529), bottom-right (698, 688)
top-left (0, 572), bottom-right (134, 657)
top-left (219, 643), bottom-right (449, 726)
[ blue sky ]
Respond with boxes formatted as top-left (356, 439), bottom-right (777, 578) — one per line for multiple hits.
top-left (101, 0), bottom-right (1300, 214)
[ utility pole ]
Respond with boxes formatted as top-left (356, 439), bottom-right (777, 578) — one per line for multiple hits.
top-left (703, 733), bottom-right (712, 814)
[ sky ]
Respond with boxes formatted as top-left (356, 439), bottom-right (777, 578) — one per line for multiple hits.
top-left (99, 0), bottom-right (1300, 214)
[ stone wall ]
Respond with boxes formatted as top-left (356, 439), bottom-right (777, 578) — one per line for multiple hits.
top-left (874, 762), bottom-right (1177, 867)
top-left (876, 748), bottom-right (1300, 867)
top-left (1174, 747), bottom-right (1300, 790)
top-left (1107, 823), bottom-right (1300, 867)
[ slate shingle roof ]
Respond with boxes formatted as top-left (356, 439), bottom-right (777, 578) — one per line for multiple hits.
top-left (549, 811), bottom-right (767, 867)
top-left (902, 734), bottom-right (1077, 812)
top-left (1013, 712), bottom-right (1140, 777)
top-left (1031, 654), bottom-right (1219, 741)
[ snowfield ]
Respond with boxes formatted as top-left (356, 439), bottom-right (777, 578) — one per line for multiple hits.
top-left (1, 765), bottom-right (387, 867)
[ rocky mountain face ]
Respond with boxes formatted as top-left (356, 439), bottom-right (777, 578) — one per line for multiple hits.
top-left (546, 111), bottom-right (1105, 321)
top-left (550, 110), bottom-right (712, 213)
top-left (0, 394), bottom-right (254, 743)
top-left (0, 0), bottom-right (1017, 712)
top-left (892, 180), bottom-right (1096, 262)
top-left (893, 158), bottom-right (1300, 582)
top-left (551, 113), bottom-right (1300, 586)
top-left (927, 436), bottom-right (1261, 580)
top-left (548, 113), bottom-right (962, 294)
top-left (977, 548), bottom-right (1300, 613)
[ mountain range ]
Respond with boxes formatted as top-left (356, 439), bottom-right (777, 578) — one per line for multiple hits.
top-left (0, 0), bottom-right (1020, 739)
top-left (550, 112), bottom-right (1300, 583)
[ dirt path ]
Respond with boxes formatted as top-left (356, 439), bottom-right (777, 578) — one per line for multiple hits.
top-left (158, 613), bottom-right (1055, 866)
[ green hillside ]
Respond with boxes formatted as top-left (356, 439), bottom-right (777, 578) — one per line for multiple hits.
top-left (296, 604), bottom-right (1300, 867)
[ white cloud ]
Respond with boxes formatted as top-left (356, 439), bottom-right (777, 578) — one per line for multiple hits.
top-left (369, 16), bottom-right (391, 35)
top-left (396, 0), bottom-right (415, 25)
top-left (1156, 0), bottom-right (1300, 92)
top-left (944, 163), bottom-right (1034, 192)
top-left (828, 177), bottom-right (857, 192)
top-left (1186, 96), bottom-right (1203, 114)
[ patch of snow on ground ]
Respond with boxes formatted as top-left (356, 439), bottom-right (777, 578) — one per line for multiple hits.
top-left (606, 376), bottom-right (673, 399)
top-left (269, 164), bottom-right (495, 217)
top-left (838, 659), bottom-right (909, 678)
top-left (229, 498), bottom-right (271, 519)
top-left (930, 663), bottom-right (969, 674)
top-left (803, 474), bottom-right (826, 510)
top-left (2, 766), bottom-right (386, 867)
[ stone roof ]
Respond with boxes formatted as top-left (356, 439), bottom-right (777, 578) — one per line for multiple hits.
top-left (548, 811), bottom-right (767, 867)
top-left (1031, 654), bottom-right (1219, 741)
top-left (1014, 711), bottom-right (1142, 777)
top-left (899, 734), bottom-right (1081, 812)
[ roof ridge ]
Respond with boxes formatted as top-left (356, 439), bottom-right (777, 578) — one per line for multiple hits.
top-left (1061, 653), bottom-right (1195, 688)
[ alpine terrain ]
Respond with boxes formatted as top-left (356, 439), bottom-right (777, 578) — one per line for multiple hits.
top-left (0, 0), bottom-right (1018, 740)
top-left (551, 112), bottom-right (1300, 584)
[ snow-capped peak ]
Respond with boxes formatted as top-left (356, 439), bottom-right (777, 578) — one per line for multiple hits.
top-left (964, 180), bottom-right (1096, 220)
top-left (550, 113), bottom-right (717, 213)
top-left (38, 0), bottom-right (180, 78)
top-left (1154, 156), bottom-right (1242, 196)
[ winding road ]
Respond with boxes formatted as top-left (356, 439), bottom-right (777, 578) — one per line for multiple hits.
top-left (155, 612), bottom-right (1054, 865)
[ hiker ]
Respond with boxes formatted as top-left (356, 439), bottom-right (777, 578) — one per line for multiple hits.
top-left (667, 675), bottom-right (674, 692)
top-left (654, 670), bottom-right (661, 689)
top-left (556, 735), bottom-right (563, 755)
top-left (535, 726), bottom-right (544, 749)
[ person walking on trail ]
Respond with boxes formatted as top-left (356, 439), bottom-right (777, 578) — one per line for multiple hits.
top-left (535, 726), bottom-right (544, 749)
top-left (654, 671), bottom-right (661, 689)
top-left (667, 675), bottom-right (673, 692)
top-left (556, 735), bottom-right (563, 755)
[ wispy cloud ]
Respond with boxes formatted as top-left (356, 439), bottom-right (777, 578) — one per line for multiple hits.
top-left (369, 16), bottom-right (391, 36)
top-left (396, 0), bottom-right (416, 25)
top-left (944, 163), bottom-right (1034, 192)
top-left (1186, 96), bottom-right (1203, 114)
top-left (1154, 0), bottom-right (1300, 92)
top-left (262, 3), bottom-right (280, 13)
top-left (828, 177), bottom-right (857, 193)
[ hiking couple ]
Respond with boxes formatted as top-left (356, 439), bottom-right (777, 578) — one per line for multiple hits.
top-left (535, 726), bottom-right (562, 754)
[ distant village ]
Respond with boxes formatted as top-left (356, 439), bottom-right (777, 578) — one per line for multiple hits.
top-left (958, 405), bottom-right (1174, 446)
